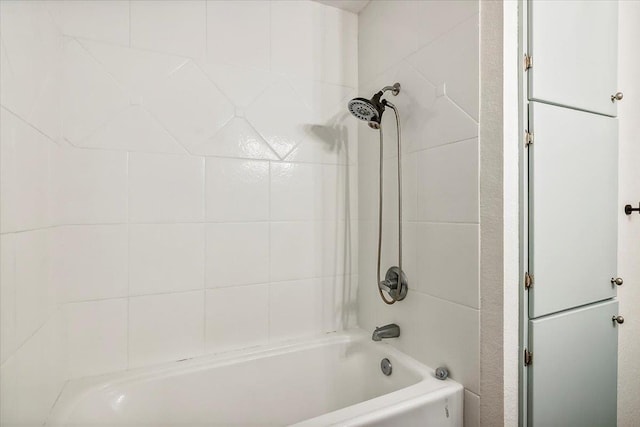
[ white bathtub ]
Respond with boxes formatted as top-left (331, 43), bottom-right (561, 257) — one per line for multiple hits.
top-left (47, 330), bottom-right (463, 426)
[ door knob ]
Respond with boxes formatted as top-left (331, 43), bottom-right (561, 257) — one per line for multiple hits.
top-left (611, 92), bottom-right (624, 102)
top-left (612, 315), bottom-right (624, 324)
top-left (611, 277), bottom-right (624, 286)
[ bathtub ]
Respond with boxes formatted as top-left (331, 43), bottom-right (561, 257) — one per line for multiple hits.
top-left (47, 330), bottom-right (463, 426)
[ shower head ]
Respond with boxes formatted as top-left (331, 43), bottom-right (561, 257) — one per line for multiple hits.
top-left (347, 83), bottom-right (400, 130)
top-left (348, 97), bottom-right (383, 129)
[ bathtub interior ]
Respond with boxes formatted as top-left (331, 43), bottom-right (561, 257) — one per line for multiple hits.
top-left (48, 333), bottom-right (438, 426)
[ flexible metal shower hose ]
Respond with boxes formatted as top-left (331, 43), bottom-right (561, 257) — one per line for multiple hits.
top-left (376, 103), bottom-right (402, 305)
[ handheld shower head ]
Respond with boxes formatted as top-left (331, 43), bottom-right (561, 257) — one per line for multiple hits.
top-left (347, 83), bottom-right (400, 129)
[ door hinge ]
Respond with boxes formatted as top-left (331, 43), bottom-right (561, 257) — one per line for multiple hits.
top-left (524, 54), bottom-right (533, 71)
top-left (524, 348), bottom-right (533, 366)
top-left (525, 131), bottom-right (534, 147)
top-left (525, 272), bottom-right (534, 290)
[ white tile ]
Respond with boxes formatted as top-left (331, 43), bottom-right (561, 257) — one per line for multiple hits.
top-left (131, 0), bottom-right (206, 58)
top-left (129, 153), bottom-right (204, 223)
top-left (410, 15), bottom-right (479, 120)
top-left (52, 225), bottom-right (128, 303)
top-left (397, 292), bottom-right (480, 393)
top-left (270, 0), bottom-right (324, 81)
top-left (129, 291), bottom-right (205, 367)
top-left (322, 275), bottom-right (358, 332)
top-left (79, 39), bottom-right (189, 101)
top-left (129, 224), bottom-right (205, 295)
top-left (323, 5), bottom-right (358, 36)
top-left (198, 61), bottom-right (276, 108)
top-left (142, 62), bottom-right (234, 151)
top-left (416, 223), bottom-right (479, 308)
top-left (246, 81), bottom-right (313, 159)
top-left (0, 1), bottom-right (62, 121)
top-left (206, 0), bottom-right (269, 70)
top-left (417, 139), bottom-right (479, 223)
top-left (270, 162), bottom-right (323, 221)
top-left (417, 1), bottom-right (479, 49)
top-left (0, 109), bottom-right (52, 232)
top-left (60, 0), bottom-right (129, 45)
top-left (270, 221), bottom-right (353, 283)
top-left (62, 39), bottom-right (129, 144)
top-left (206, 223), bottom-right (269, 287)
top-left (269, 279), bottom-right (323, 341)
top-left (66, 299), bottom-right (127, 378)
top-left (14, 230), bottom-right (54, 346)
top-left (0, 235), bottom-right (16, 364)
top-left (205, 285), bottom-right (268, 353)
top-left (80, 106), bottom-right (185, 154)
top-left (464, 389), bottom-right (480, 427)
top-left (52, 147), bottom-right (127, 225)
top-left (0, 313), bottom-right (66, 426)
top-left (188, 117), bottom-right (278, 160)
top-left (322, 27), bottom-right (358, 87)
top-left (270, 222), bottom-right (321, 282)
top-left (358, 0), bottom-right (420, 84)
top-left (205, 157), bottom-right (269, 222)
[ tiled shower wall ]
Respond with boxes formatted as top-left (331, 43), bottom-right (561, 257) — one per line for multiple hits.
top-left (356, 1), bottom-right (480, 426)
top-left (56, 0), bottom-right (358, 374)
top-left (0, 1), bottom-right (67, 425)
top-left (1, 1), bottom-right (357, 423)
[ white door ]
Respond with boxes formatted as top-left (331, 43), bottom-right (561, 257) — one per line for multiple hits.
top-left (528, 102), bottom-right (618, 318)
top-left (528, 300), bottom-right (619, 427)
top-left (528, 0), bottom-right (619, 116)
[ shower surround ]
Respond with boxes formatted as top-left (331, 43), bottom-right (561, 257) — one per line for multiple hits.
top-left (1, 1), bottom-right (357, 425)
top-left (0, 1), bottom-right (481, 426)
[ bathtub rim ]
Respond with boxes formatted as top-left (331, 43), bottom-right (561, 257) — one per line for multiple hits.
top-left (47, 328), bottom-right (463, 426)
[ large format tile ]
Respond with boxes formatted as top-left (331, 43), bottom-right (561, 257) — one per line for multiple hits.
top-left (0, 235), bottom-right (16, 364)
top-left (205, 285), bottom-right (269, 353)
top-left (410, 15), bottom-right (479, 120)
top-left (59, 0), bottom-right (129, 46)
top-left (416, 222), bottom-right (479, 309)
top-left (0, 109), bottom-right (53, 232)
top-left (129, 153), bottom-right (204, 223)
top-left (206, 0), bottom-right (269, 70)
top-left (417, 139), bottom-right (479, 223)
top-left (205, 157), bottom-right (269, 222)
top-left (63, 39), bottom-right (129, 144)
top-left (142, 62), bottom-right (234, 151)
top-left (52, 225), bottom-right (128, 303)
top-left (270, 162), bottom-right (324, 221)
top-left (52, 147), bottom-right (128, 225)
top-left (14, 230), bottom-right (54, 346)
top-left (129, 224), bottom-right (205, 295)
top-left (129, 291), bottom-right (205, 368)
top-left (65, 299), bottom-right (127, 378)
top-left (206, 223), bottom-right (269, 287)
top-left (269, 279), bottom-right (324, 341)
top-left (79, 39), bottom-right (188, 102)
top-left (130, 0), bottom-right (206, 58)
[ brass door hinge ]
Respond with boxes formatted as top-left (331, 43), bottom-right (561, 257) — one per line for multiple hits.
top-left (525, 272), bottom-right (534, 290)
top-left (524, 348), bottom-right (533, 366)
top-left (524, 54), bottom-right (533, 71)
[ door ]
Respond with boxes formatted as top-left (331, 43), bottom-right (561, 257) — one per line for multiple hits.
top-left (528, 102), bottom-right (618, 318)
top-left (528, 0), bottom-right (619, 116)
top-left (528, 300), bottom-right (619, 427)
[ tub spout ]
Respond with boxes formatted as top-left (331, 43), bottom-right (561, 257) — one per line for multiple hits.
top-left (372, 324), bottom-right (400, 341)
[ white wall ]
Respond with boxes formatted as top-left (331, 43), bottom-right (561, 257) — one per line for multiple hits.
top-left (1, 1), bottom-right (358, 422)
top-left (0, 1), bottom-right (67, 425)
top-left (617, 1), bottom-right (640, 425)
top-left (356, 1), bottom-right (481, 426)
